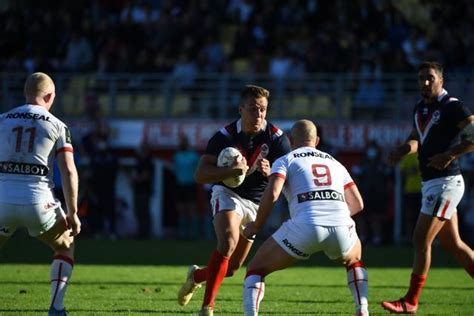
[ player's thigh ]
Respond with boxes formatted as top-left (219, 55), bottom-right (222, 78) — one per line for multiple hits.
top-left (34, 206), bottom-right (73, 252)
top-left (0, 203), bottom-right (18, 247)
top-left (229, 235), bottom-right (253, 270)
top-left (413, 213), bottom-right (445, 247)
top-left (438, 212), bottom-right (463, 245)
top-left (36, 218), bottom-right (74, 252)
top-left (247, 237), bottom-right (297, 276)
top-left (339, 238), bottom-right (362, 266)
top-left (213, 210), bottom-right (242, 253)
top-left (323, 223), bottom-right (359, 261)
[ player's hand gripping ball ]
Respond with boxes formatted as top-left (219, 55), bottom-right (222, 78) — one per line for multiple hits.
top-left (217, 147), bottom-right (246, 188)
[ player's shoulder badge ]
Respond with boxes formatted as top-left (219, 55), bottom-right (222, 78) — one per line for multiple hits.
top-left (261, 143), bottom-right (269, 158)
top-left (65, 127), bottom-right (72, 144)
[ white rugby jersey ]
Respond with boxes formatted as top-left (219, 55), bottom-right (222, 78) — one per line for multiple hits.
top-left (272, 146), bottom-right (355, 226)
top-left (0, 104), bottom-right (73, 203)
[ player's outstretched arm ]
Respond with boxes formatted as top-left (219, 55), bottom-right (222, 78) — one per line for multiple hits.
top-left (345, 183), bottom-right (364, 216)
top-left (388, 128), bottom-right (418, 165)
top-left (243, 174), bottom-right (284, 238)
top-left (254, 174), bottom-right (284, 229)
top-left (57, 151), bottom-right (81, 236)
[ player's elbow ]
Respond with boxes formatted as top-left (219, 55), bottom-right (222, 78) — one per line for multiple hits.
top-left (60, 167), bottom-right (78, 180)
top-left (194, 171), bottom-right (206, 184)
top-left (349, 199), bottom-right (364, 215)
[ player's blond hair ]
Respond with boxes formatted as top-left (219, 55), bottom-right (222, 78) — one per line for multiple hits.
top-left (24, 72), bottom-right (55, 98)
top-left (291, 119), bottom-right (318, 143)
top-left (240, 85), bottom-right (270, 105)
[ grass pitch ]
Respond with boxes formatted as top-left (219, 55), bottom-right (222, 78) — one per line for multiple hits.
top-left (0, 233), bottom-right (472, 315)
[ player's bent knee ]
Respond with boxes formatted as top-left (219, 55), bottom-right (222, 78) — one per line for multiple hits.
top-left (218, 238), bottom-right (238, 256)
top-left (47, 231), bottom-right (75, 253)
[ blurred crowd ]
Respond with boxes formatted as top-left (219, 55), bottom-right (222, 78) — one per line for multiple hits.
top-left (6, 0), bottom-right (473, 244)
top-left (1, 0), bottom-right (474, 78)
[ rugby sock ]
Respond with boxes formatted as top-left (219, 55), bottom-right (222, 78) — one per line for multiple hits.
top-left (193, 267), bottom-right (207, 284)
top-left (346, 261), bottom-right (368, 312)
top-left (243, 271), bottom-right (265, 316)
top-left (50, 255), bottom-right (74, 310)
top-left (466, 263), bottom-right (474, 278)
top-left (202, 250), bottom-right (229, 308)
top-left (404, 273), bottom-right (426, 305)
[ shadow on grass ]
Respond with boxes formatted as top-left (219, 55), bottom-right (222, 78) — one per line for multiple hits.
top-left (0, 280), bottom-right (471, 291)
top-left (0, 230), bottom-right (461, 268)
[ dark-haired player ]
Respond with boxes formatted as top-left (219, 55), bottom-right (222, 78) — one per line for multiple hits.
top-left (177, 85), bottom-right (291, 316)
top-left (382, 61), bottom-right (474, 314)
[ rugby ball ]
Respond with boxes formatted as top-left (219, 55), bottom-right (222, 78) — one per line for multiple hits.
top-left (217, 147), bottom-right (245, 188)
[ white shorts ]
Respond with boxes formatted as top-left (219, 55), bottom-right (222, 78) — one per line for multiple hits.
top-left (210, 185), bottom-right (258, 234)
top-left (272, 219), bottom-right (358, 260)
top-left (0, 199), bottom-right (65, 237)
top-left (421, 175), bottom-right (464, 220)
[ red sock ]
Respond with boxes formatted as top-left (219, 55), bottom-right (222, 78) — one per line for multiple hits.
top-left (193, 267), bottom-right (207, 283)
top-left (202, 250), bottom-right (230, 308)
top-left (404, 273), bottom-right (426, 305)
top-left (467, 264), bottom-right (474, 278)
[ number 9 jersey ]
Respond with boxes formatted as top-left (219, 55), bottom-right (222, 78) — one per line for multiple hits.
top-left (271, 146), bottom-right (355, 226)
top-left (0, 104), bottom-right (73, 204)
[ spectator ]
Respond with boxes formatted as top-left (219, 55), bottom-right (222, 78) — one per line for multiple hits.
top-left (352, 140), bottom-right (392, 245)
top-left (399, 153), bottom-right (422, 242)
top-left (131, 141), bottom-right (155, 239)
top-left (173, 135), bottom-right (200, 239)
top-left (63, 32), bottom-right (94, 71)
top-left (353, 72), bottom-right (386, 119)
top-left (81, 120), bottom-right (119, 239)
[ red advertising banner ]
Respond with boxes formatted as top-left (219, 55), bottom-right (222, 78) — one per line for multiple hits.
top-left (68, 119), bottom-right (411, 151)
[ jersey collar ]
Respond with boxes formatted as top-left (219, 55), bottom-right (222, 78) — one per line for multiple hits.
top-left (436, 89), bottom-right (448, 102)
top-left (236, 119), bottom-right (267, 134)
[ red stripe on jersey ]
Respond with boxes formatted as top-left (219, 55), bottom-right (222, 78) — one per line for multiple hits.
top-left (416, 110), bottom-right (433, 134)
top-left (247, 145), bottom-right (262, 167)
top-left (440, 199), bottom-right (451, 218)
top-left (344, 182), bottom-right (355, 190)
top-left (273, 173), bottom-right (286, 180)
top-left (56, 147), bottom-right (73, 155)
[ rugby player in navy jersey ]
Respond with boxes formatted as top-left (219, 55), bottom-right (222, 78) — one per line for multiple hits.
top-left (382, 61), bottom-right (474, 314)
top-left (177, 85), bottom-right (291, 315)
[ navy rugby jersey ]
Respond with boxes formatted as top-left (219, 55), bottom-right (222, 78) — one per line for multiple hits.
top-left (205, 119), bottom-right (291, 203)
top-left (411, 90), bottom-right (472, 181)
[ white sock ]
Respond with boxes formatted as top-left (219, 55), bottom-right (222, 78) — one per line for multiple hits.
top-left (347, 262), bottom-right (368, 312)
top-left (243, 274), bottom-right (265, 316)
top-left (50, 256), bottom-right (74, 310)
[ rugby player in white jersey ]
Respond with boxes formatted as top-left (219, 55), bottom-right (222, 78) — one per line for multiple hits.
top-left (0, 72), bottom-right (80, 316)
top-left (242, 119), bottom-right (369, 316)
